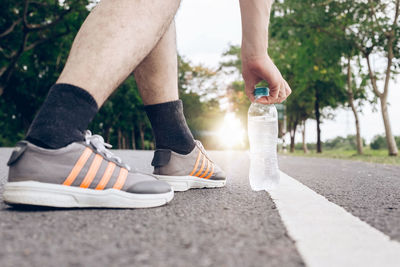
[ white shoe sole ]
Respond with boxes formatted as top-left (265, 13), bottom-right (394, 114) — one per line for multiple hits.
top-left (3, 181), bottom-right (174, 208)
top-left (154, 175), bottom-right (226, 192)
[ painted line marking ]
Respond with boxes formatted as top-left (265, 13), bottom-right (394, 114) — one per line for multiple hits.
top-left (269, 171), bottom-right (400, 267)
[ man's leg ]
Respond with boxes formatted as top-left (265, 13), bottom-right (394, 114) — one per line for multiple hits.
top-left (4, 0), bottom-right (182, 208)
top-left (27, 0), bottom-right (181, 149)
top-left (134, 21), bottom-right (195, 155)
top-left (134, 22), bottom-right (179, 106)
top-left (58, 0), bottom-right (181, 106)
top-left (134, 22), bottom-right (226, 191)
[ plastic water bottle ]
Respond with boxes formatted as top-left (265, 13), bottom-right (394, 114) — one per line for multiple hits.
top-left (248, 87), bottom-right (280, 191)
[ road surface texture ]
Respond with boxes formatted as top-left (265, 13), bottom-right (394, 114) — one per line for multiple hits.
top-left (1, 148), bottom-right (400, 267)
top-left (279, 155), bottom-right (400, 242)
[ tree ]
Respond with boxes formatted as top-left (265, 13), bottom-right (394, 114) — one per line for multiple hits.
top-left (370, 134), bottom-right (400, 150)
top-left (178, 55), bottom-right (224, 146)
top-left (271, 0), bottom-right (348, 153)
top-left (0, 0), bottom-right (91, 96)
top-left (218, 45), bottom-right (250, 133)
top-left (0, 0), bottom-right (91, 146)
top-left (343, 0), bottom-right (400, 156)
top-left (345, 55), bottom-right (368, 155)
top-left (90, 75), bottom-right (152, 149)
top-left (316, 0), bottom-right (399, 155)
top-left (0, 2), bottom-right (221, 149)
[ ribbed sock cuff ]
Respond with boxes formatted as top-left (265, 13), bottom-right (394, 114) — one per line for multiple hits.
top-left (26, 83), bottom-right (98, 149)
top-left (145, 100), bottom-right (195, 154)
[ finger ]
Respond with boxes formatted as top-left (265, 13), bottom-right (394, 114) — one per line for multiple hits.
top-left (266, 82), bottom-right (283, 104)
top-left (256, 96), bottom-right (270, 104)
top-left (277, 85), bottom-right (287, 103)
top-left (268, 86), bottom-right (280, 100)
top-left (284, 80), bottom-right (292, 97)
top-left (245, 82), bottom-right (256, 102)
top-left (261, 96), bottom-right (277, 105)
top-left (275, 80), bottom-right (291, 103)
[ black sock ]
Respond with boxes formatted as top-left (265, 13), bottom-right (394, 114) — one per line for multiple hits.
top-left (145, 100), bottom-right (195, 154)
top-left (26, 83), bottom-right (98, 149)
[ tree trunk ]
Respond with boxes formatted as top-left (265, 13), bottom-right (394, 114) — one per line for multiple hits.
top-left (362, 7), bottom-right (399, 156)
top-left (122, 134), bottom-right (127, 149)
top-left (380, 28), bottom-right (398, 156)
top-left (139, 124), bottom-right (145, 150)
top-left (104, 126), bottom-right (111, 144)
top-left (117, 128), bottom-right (122, 149)
top-left (365, 54), bottom-right (398, 156)
top-left (126, 133), bottom-right (130, 149)
top-left (131, 128), bottom-right (136, 150)
top-left (346, 57), bottom-right (363, 155)
top-left (289, 121), bottom-right (298, 153)
top-left (290, 134), bottom-right (295, 153)
top-left (380, 96), bottom-right (398, 156)
top-left (106, 127), bottom-right (111, 144)
top-left (301, 121), bottom-right (308, 154)
top-left (315, 88), bottom-right (322, 153)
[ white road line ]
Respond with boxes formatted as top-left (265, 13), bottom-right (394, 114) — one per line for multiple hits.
top-left (269, 171), bottom-right (400, 267)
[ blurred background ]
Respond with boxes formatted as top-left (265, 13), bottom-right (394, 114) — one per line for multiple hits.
top-left (0, 0), bottom-right (399, 162)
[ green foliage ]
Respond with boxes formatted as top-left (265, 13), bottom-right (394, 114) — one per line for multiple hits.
top-left (268, 0), bottom-right (350, 150)
top-left (324, 135), bottom-right (366, 150)
top-left (2, 0), bottom-right (397, 152)
top-left (89, 55), bottom-right (223, 149)
top-left (370, 135), bottom-right (400, 150)
top-left (0, 2), bottom-right (222, 149)
top-left (218, 46), bottom-right (250, 120)
top-left (178, 56), bottom-right (224, 144)
top-left (0, 0), bottom-right (91, 146)
top-left (219, 45), bottom-right (242, 75)
top-left (370, 135), bottom-right (387, 150)
top-left (294, 142), bottom-right (317, 151)
top-left (89, 76), bottom-right (151, 149)
top-left (286, 147), bottom-right (400, 166)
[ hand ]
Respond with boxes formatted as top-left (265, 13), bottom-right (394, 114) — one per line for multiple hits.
top-left (242, 54), bottom-right (291, 104)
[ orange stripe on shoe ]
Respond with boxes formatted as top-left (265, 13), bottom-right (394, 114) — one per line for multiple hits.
top-left (113, 168), bottom-right (128, 190)
top-left (95, 162), bottom-right (116, 190)
top-left (200, 159), bottom-right (211, 178)
top-left (194, 155), bottom-right (206, 177)
top-left (80, 154), bottom-right (103, 188)
top-left (189, 151), bottom-right (202, 176)
top-left (63, 147), bottom-right (92, 186)
top-left (204, 163), bottom-right (215, 179)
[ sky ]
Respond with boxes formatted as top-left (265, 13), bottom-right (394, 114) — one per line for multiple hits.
top-left (174, 0), bottom-right (400, 144)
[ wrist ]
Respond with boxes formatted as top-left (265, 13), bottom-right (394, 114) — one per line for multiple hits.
top-left (241, 41), bottom-right (268, 61)
top-left (241, 50), bottom-right (269, 63)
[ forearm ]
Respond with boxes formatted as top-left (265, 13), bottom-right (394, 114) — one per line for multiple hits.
top-left (239, 0), bottom-right (273, 61)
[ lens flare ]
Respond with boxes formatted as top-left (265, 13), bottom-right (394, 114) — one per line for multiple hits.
top-left (217, 112), bottom-right (245, 148)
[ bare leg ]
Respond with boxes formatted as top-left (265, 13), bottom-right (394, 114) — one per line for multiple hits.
top-left (134, 21), bottom-right (179, 105)
top-left (135, 21), bottom-right (195, 154)
top-left (57, 0), bottom-right (181, 106)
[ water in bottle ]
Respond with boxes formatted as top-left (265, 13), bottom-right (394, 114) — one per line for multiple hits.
top-left (248, 87), bottom-right (280, 191)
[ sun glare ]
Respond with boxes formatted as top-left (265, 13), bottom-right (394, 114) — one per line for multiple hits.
top-left (217, 112), bottom-right (245, 148)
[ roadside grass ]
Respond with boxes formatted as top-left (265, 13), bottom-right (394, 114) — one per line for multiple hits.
top-left (281, 148), bottom-right (400, 166)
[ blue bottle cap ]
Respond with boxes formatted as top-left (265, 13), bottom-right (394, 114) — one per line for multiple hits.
top-left (254, 87), bottom-right (269, 98)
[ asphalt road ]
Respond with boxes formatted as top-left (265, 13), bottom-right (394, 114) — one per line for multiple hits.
top-left (279, 155), bottom-right (400, 242)
top-left (1, 148), bottom-right (399, 267)
top-left (0, 149), bottom-right (303, 267)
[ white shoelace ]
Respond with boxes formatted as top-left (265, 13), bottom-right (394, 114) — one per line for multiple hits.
top-left (84, 130), bottom-right (131, 171)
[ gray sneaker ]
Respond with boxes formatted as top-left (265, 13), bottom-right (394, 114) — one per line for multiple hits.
top-left (151, 141), bottom-right (226, 191)
top-left (3, 131), bottom-right (173, 208)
